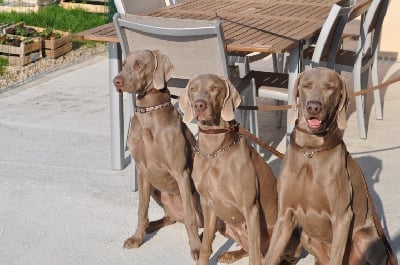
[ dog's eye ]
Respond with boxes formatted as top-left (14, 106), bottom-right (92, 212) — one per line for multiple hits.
top-left (301, 82), bottom-right (311, 89)
top-left (211, 86), bottom-right (218, 91)
top-left (134, 61), bottom-right (143, 68)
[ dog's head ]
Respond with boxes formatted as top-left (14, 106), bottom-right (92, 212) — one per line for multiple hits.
top-left (112, 50), bottom-right (174, 95)
top-left (290, 67), bottom-right (348, 134)
top-left (179, 74), bottom-right (241, 124)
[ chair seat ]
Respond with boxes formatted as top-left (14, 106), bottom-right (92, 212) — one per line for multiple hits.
top-left (335, 49), bottom-right (374, 69)
top-left (248, 71), bottom-right (289, 101)
top-left (303, 46), bottom-right (328, 62)
top-left (249, 71), bottom-right (289, 89)
top-left (258, 86), bottom-right (289, 101)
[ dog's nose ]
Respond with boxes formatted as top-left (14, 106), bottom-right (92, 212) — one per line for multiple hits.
top-left (306, 101), bottom-right (322, 115)
top-left (194, 99), bottom-right (207, 113)
top-left (113, 76), bottom-right (124, 91)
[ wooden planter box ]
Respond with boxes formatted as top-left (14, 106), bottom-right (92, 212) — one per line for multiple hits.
top-left (0, 35), bottom-right (42, 66)
top-left (34, 27), bottom-right (73, 59)
top-left (4, 23), bottom-right (73, 59)
top-left (60, 0), bottom-right (109, 13)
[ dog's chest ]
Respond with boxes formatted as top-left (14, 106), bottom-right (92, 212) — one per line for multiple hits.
top-left (280, 147), bottom-right (352, 241)
top-left (193, 158), bottom-right (246, 223)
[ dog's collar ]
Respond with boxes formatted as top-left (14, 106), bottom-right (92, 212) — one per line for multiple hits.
top-left (198, 125), bottom-right (239, 134)
top-left (135, 100), bottom-right (171, 113)
top-left (193, 134), bottom-right (242, 158)
top-left (198, 121), bottom-right (239, 134)
top-left (292, 127), bottom-right (343, 158)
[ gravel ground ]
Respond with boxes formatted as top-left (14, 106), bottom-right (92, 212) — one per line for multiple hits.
top-left (0, 42), bottom-right (108, 92)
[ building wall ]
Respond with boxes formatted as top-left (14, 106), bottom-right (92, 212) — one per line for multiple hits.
top-left (380, 0), bottom-right (400, 61)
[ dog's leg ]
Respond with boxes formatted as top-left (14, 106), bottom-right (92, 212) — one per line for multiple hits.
top-left (176, 169), bottom-right (202, 261)
top-left (198, 201), bottom-right (218, 265)
top-left (329, 207), bottom-right (353, 265)
top-left (301, 232), bottom-right (329, 265)
top-left (263, 210), bottom-right (297, 265)
top-left (348, 228), bottom-right (388, 265)
top-left (145, 189), bottom-right (176, 234)
top-left (245, 204), bottom-right (262, 265)
top-left (123, 170), bottom-right (151, 249)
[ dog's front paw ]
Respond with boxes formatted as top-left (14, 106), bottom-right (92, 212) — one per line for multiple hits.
top-left (123, 237), bottom-right (142, 249)
top-left (217, 249), bottom-right (248, 264)
top-left (191, 248), bottom-right (200, 261)
top-left (196, 254), bottom-right (210, 265)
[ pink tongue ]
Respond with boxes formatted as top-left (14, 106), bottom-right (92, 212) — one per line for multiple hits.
top-left (308, 118), bottom-right (321, 127)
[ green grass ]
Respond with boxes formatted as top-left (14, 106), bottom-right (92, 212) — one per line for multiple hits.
top-left (0, 56), bottom-right (8, 76)
top-left (0, 5), bottom-right (109, 34)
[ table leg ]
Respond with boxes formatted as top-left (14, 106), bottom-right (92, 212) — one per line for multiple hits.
top-left (108, 42), bottom-right (125, 170)
top-left (286, 45), bottom-right (301, 142)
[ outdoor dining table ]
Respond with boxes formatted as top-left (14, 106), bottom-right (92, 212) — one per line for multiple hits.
top-left (75, 0), bottom-right (371, 171)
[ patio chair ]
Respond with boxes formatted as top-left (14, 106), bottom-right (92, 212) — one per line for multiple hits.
top-left (331, 0), bottom-right (390, 139)
top-left (113, 0), bottom-right (171, 15)
top-left (249, 1), bottom-right (353, 133)
top-left (113, 0), bottom-right (274, 79)
top-left (113, 13), bottom-right (258, 189)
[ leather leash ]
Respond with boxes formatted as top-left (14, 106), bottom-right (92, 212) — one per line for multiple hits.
top-left (237, 75), bottom-right (400, 111)
top-left (170, 76), bottom-right (400, 159)
top-left (238, 126), bottom-right (285, 159)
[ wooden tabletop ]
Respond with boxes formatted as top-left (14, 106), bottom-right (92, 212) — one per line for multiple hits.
top-left (74, 0), bottom-right (371, 53)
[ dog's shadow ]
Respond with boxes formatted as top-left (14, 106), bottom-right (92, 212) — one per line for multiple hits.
top-left (352, 151), bottom-right (400, 259)
top-left (354, 154), bottom-right (398, 251)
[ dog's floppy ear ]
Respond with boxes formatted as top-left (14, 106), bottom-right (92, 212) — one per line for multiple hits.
top-left (179, 79), bottom-right (194, 123)
top-left (221, 77), bottom-right (241, 121)
top-left (152, 50), bottom-right (174, 90)
top-left (288, 72), bottom-right (302, 126)
top-left (336, 73), bottom-right (348, 130)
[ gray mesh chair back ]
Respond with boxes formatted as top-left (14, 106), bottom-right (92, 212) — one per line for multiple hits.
top-left (114, 0), bottom-right (168, 15)
top-left (114, 13), bottom-right (229, 79)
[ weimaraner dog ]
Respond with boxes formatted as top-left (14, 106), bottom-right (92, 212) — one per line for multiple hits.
top-left (263, 67), bottom-right (397, 265)
top-left (179, 74), bottom-right (301, 265)
top-left (112, 50), bottom-right (203, 261)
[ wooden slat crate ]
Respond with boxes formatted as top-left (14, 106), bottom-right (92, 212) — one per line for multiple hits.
top-left (34, 27), bottom-right (73, 59)
top-left (0, 36), bottom-right (42, 66)
top-left (44, 41), bottom-right (73, 59)
top-left (4, 23), bottom-right (73, 59)
top-left (60, 0), bottom-right (109, 13)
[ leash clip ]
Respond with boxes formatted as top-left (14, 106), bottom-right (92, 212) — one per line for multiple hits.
top-left (303, 150), bottom-right (314, 158)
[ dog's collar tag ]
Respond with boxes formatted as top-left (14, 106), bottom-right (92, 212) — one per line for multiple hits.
top-left (303, 150), bottom-right (314, 158)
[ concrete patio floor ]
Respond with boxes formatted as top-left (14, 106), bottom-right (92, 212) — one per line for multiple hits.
top-left (0, 53), bottom-right (399, 265)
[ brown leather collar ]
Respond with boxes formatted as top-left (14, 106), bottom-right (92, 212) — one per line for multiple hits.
top-left (198, 121), bottom-right (239, 134)
top-left (291, 126), bottom-right (343, 158)
top-left (198, 125), bottom-right (239, 134)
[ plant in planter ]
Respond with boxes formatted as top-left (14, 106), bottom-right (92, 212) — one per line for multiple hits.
top-left (39, 28), bottom-right (62, 40)
top-left (0, 33), bottom-right (42, 66)
top-left (0, 34), bottom-right (36, 46)
top-left (5, 23), bottom-right (73, 59)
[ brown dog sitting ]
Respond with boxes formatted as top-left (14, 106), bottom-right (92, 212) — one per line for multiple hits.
top-left (263, 67), bottom-right (397, 265)
top-left (179, 74), bottom-right (301, 265)
top-left (113, 50), bottom-right (203, 261)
